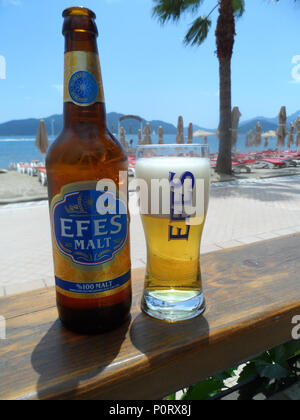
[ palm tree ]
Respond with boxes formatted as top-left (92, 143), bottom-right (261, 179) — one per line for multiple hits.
top-left (152, 0), bottom-right (245, 174)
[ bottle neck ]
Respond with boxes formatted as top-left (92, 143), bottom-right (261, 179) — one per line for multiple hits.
top-left (63, 103), bottom-right (107, 130)
top-left (63, 32), bottom-right (107, 130)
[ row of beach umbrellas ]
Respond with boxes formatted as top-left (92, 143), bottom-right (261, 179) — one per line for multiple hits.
top-left (246, 106), bottom-right (300, 150)
top-left (35, 116), bottom-right (217, 153)
top-left (35, 106), bottom-right (300, 156)
top-left (118, 117), bottom-right (216, 148)
top-left (126, 106), bottom-right (300, 150)
top-left (118, 109), bottom-right (243, 148)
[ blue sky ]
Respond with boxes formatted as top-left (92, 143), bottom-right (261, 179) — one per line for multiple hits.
top-left (0, 0), bottom-right (300, 128)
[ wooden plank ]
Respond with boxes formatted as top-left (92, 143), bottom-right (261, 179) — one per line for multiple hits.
top-left (1, 234), bottom-right (300, 400)
top-left (0, 287), bottom-right (56, 320)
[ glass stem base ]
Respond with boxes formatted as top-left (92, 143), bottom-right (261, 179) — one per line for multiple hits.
top-left (141, 289), bottom-right (206, 322)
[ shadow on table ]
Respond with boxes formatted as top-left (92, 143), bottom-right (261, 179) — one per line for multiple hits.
top-left (129, 311), bottom-right (210, 395)
top-left (130, 311), bottom-right (210, 354)
top-left (31, 317), bottom-right (130, 400)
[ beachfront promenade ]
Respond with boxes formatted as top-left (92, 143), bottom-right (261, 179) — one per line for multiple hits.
top-left (1, 174), bottom-right (300, 296)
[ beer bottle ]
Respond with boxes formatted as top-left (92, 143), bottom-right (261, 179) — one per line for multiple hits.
top-left (46, 7), bottom-right (132, 334)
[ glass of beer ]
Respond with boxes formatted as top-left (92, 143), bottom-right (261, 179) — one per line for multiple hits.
top-left (135, 144), bottom-right (211, 322)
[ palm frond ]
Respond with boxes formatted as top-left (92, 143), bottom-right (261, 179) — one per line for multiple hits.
top-left (152, 0), bottom-right (204, 24)
top-left (184, 16), bottom-right (212, 46)
top-left (232, 0), bottom-right (245, 17)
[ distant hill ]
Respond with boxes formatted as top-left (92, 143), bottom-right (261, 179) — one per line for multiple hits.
top-left (1, 109), bottom-right (299, 138)
top-left (0, 115), bottom-right (63, 137)
top-left (0, 112), bottom-right (203, 137)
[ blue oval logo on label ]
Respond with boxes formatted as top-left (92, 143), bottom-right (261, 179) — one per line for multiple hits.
top-left (69, 71), bottom-right (98, 104)
top-left (52, 189), bottom-right (128, 266)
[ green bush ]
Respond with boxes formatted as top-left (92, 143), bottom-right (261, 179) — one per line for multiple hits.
top-left (167, 340), bottom-right (300, 400)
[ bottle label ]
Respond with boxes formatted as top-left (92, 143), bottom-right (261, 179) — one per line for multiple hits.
top-left (50, 181), bottom-right (130, 299)
top-left (64, 51), bottom-right (105, 106)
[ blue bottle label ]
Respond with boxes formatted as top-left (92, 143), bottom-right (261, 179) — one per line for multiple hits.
top-left (68, 71), bottom-right (98, 105)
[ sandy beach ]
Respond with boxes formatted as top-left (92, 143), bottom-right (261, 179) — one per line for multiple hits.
top-left (0, 171), bottom-right (47, 204)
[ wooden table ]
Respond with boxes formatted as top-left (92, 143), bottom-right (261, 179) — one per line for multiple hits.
top-left (1, 234), bottom-right (300, 400)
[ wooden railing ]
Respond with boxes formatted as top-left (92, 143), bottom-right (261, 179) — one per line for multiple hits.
top-left (1, 234), bottom-right (300, 400)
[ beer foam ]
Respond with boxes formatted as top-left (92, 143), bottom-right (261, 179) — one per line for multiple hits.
top-left (136, 157), bottom-right (211, 184)
top-left (135, 156), bottom-right (211, 216)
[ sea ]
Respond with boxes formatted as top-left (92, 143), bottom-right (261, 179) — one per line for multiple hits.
top-left (0, 134), bottom-right (289, 169)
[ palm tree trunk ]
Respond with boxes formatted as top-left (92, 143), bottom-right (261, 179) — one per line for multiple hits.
top-left (215, 0), bottom-right (235, 175)
top-left (216, 57), bottom-right (232, 174)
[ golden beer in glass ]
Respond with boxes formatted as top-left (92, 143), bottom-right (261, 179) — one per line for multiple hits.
top-left (135, 145), bottom-right (210, 322)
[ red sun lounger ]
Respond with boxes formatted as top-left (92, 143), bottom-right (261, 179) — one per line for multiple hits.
top-left (258, 158), bottom-right (286, 166)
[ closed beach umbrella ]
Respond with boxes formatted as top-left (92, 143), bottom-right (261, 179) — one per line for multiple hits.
top-left (277, 106), bottom-right (287, 150)
top-left (119, 126), bottom-right (127, 149)
top-left (254, 122), bottom-right (262, 147)
top-left (231, 106), bottom-right (242, 149)
top-left (158, 126), bottom-right (164, 144)
top-left (296, 117), bottom-right (300, 150)
top-left (138, 129), bottom-right (143, 145)
top-left (245, 130), bottom-right (253, 148)
top-left (187, 123), bottom-right (193, 144)
top-left (143, 123), bottom-right (152, 145)
top-left (287, 122), bottom-right (295, 150)
top-left (176, 116), bottom-right (184, 144)
top-left (35, 120), bottom-right (49, 156)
